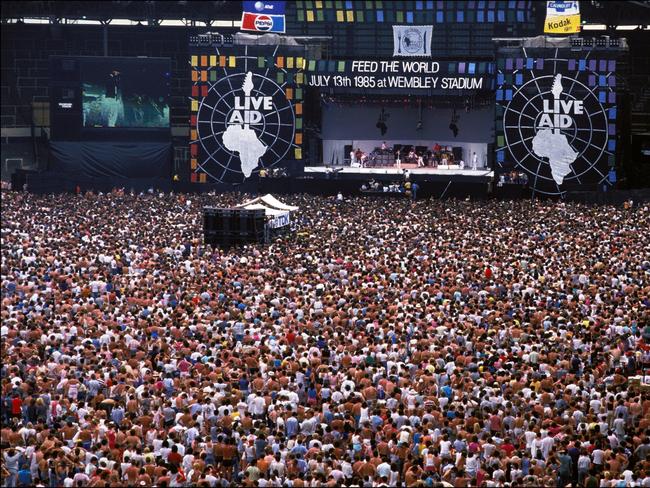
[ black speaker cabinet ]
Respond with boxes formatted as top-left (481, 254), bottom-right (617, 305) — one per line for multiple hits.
top-left (452, 146), bottom-right (463, 161)
top-left (203, 207), bottom-right (267, 247)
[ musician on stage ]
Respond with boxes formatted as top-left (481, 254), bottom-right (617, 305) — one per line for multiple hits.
top-left (395, 149), bottom-right (402, 169)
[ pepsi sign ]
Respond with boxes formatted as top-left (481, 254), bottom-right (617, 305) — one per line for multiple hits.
top-left (241, 11), bottom-right (286, 33)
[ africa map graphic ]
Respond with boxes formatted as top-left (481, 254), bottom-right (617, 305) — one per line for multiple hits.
top-left (221, 72), bottom-right (268, 178)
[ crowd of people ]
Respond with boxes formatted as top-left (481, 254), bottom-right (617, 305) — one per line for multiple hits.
top-left (1, 189), bottom-right (649, 488)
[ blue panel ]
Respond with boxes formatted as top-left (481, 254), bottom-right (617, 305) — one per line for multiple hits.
top-left (608, 92), bottom-right (616, 103)
top-left (608, 107), bottom-right (617, 120)
top-left (345, 0), bottom-right (353, 9)
top-left (457, 10), bottom-right (464, 22)
top-left (599, 91), bottom-right (606, 103)
top-left (318, 60), bottom-right (327, 71)
top-left (407, 11), bottom-right (414, 22)
top-left (508, 0), bottom-right (515, 7)
top-left (416, 0), bottom-right (423, 9)
top-left (497, 73), bottom-right (504, 84)
top-left (496, 89), bottom-right (504, 101)
top-left (459, 63), bottom-right (466, 74)
top-left (498, 10), bottom-right (505, 22)
top-left (578, 59), bottom-right (586, 71)
top-left (599, 75), bottom-right (606, 87)
top-left (515, 73), bottom-right (523, 85)
top-left (588, 75), bottom-right (595, 87)
top-left (608, 60), bottom-right (616, 72)
top-left (568, 59), bottom-right (576, 71)
top-left (488, 10), bottom-right (495, 22)
top-left (505, 89), bottom-right (513, 100)
top-left (608, 140), bottom-right (616, 152)
top-left (426, 0), bottom-right (433, 8)
top-left (516, 10), bottom-right (524, 21)
top-left (497, 150), bottom-right (505, 162)
top-left (468, 63), bottom-right (476, 74)
top-left (526, 58), bottom-right (533, 70)
top-left (328, 60), bottom-right (336, 72)
top-left (376, 10), bottom-right (384, 21)
top-left (436, 11), bottom-right (443, 22)
top-left (477, 10), bottom-right (484, 22)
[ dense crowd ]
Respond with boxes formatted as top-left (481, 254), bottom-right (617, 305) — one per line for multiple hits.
top-left (1, 190), bottom-right (649, 488)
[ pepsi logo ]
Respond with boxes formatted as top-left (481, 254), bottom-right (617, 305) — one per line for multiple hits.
top-left (254, 15), bottom-right (273, 31)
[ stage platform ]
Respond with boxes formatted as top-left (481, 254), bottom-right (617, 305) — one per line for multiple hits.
top-left (305, 165), bottom-right (493, 178)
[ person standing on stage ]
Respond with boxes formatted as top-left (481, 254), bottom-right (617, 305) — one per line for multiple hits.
top-left (395, 149), bottom-right (401, 169)
top-left (349, 148), bottom-right (356, 166)
top-left (472, 152), bottom-right (479, 170)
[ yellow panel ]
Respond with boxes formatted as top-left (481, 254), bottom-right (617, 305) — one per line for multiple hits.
top-left (287, 57), bottom-right (294, 69)
top-left (191, 100), bottom-right (198, 112)
top-left (190, 55), bottom-right (198, 66)
top-left (346, 10), bottom-right (354, 22)
top-left (296, 72), bottom-right (304, 84)
top-left (190, 159), bottom-right (198, 170)
top-left (297, 57), bottom-right (304, 69)
top-left (336, 10), bottom-right (344, 22)
top-left (316, 0), bottom-right (323, 7)
top-left (295, 148), bottom-right (302, 159)
top-left (228, 56), bottom-right (236, 67)
top-left (199, 173), bottom-right (207, 183)
top-left (209, 55), bottom-right (217, 66)
top-left (307, 10), bottom-right (314, 22)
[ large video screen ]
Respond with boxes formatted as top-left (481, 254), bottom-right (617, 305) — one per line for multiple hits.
top-left (81, 58), bottom-right (170, 129)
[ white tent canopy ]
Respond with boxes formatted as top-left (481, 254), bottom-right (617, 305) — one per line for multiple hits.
top-left (234, 194), bottom-right (298, 229)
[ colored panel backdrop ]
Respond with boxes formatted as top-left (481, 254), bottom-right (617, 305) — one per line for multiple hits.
top-left (189, 45), bottom-right (305, 184)
top-left (495, 48), bottom-right (618, 196)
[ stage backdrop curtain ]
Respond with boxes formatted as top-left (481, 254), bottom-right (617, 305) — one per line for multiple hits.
top-left (49, 142), bottom-right (172, 178)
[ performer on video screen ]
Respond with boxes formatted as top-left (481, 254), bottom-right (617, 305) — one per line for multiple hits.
top-left (107, 70), bottom-right (121, 98)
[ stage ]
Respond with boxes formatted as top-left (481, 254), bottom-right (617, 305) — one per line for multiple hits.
top-left (305, 165), bottom-right (493, 178)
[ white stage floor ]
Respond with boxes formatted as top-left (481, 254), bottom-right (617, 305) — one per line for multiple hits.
top-left (305, 165), bottom-right (494, 177)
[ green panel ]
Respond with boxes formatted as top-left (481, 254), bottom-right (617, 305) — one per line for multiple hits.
top-left (257, 57), bottom-right (265, 68)
top-left (376, 1), bottom-right (383, 8)
top-left (305, 0), bottom-right (313, 7)
top-left (337, 61), bottom-right (346, 72)
top-left (507, 10), bottom-right (515, 22)
top-left (308, 60), bottom-right (316, 71)
top-left (297, 10), bottom-right (305, 21)
top-left (277, 72), bottom-right (285, 84)
top-left (497, 135), bottom-right (505, 147)
top-left (296, 0), bottom-right (304, 6)
top-left (295, 118), bottom-right (303, 129)
top-left (317, 10), bottom-right (324, 20)
top-left (356, 10), bottom-right (364, 21)
top-left (396, 11), bottom-right (404, 22)
top-left (325, 1), bottom-right (332, 7)
top-left (296, 88), bottom-right (303, 99)
top-left (448, 62), bottom-right (456, 73)
top-left (209, 71), bottom-right (217, 82)
top-left (335, 0), bottom-right (342, 8)
top-left (497, 59), bottom-right (505, 69)
top-left (365, 0), bottom-right (373, 8)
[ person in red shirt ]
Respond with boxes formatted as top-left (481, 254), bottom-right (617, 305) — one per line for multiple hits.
top-left (11, 396), bottom-right (22, 419)
top-left (485, 266), bottom-right (492, 279)
top-left (167, 445), bottom-right (182, 466)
